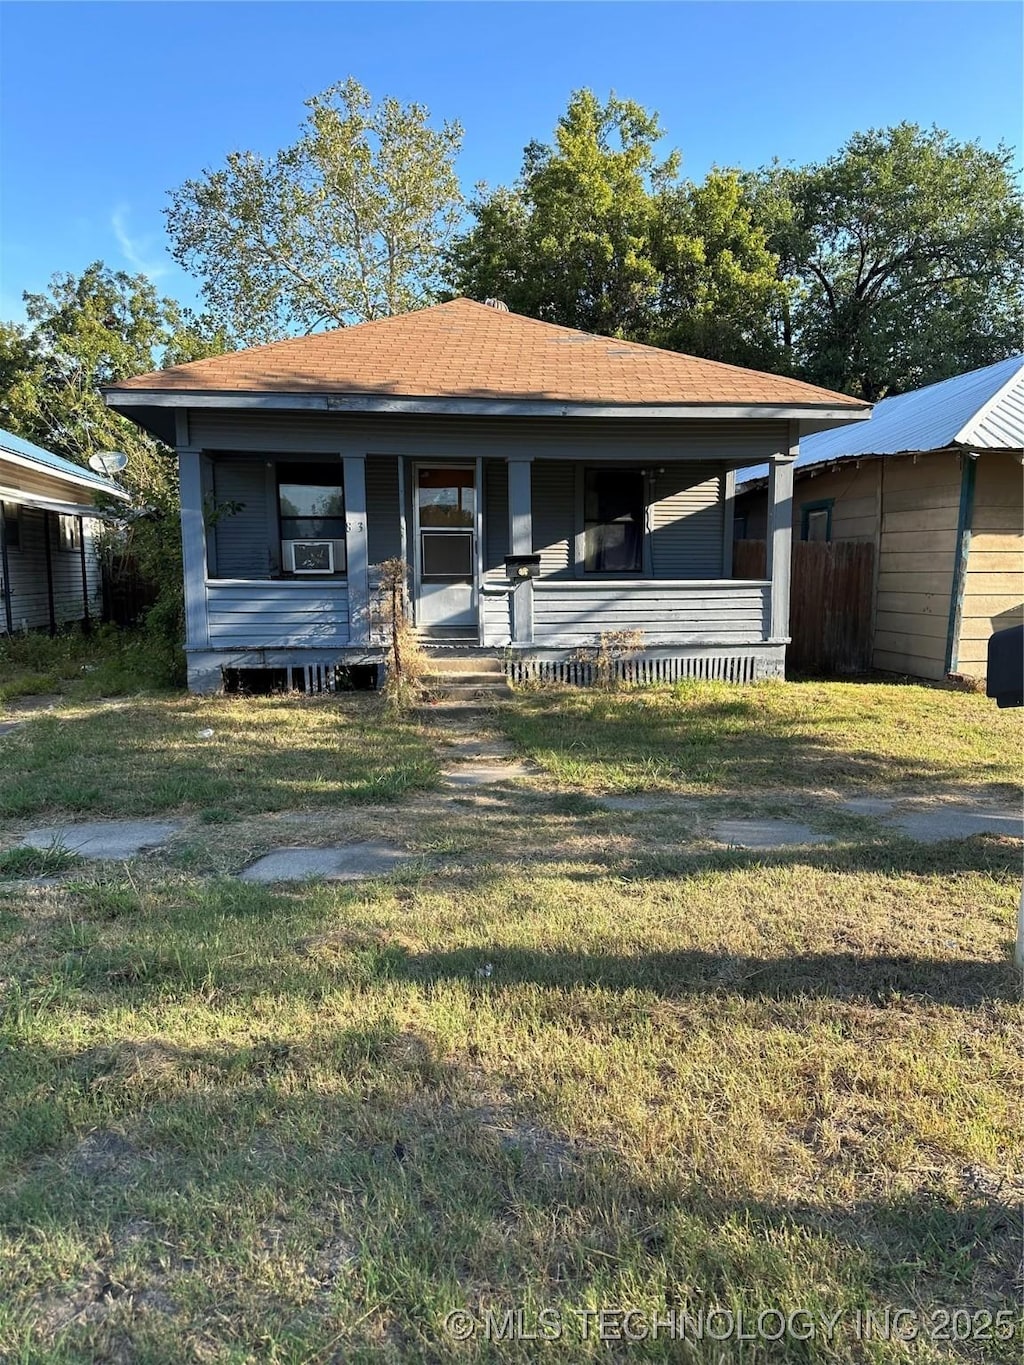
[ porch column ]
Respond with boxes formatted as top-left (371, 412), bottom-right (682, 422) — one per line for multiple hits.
top-left (765, 434), bottom-right (797, 643)
top-left (508, 458), bottom-right (534, 644)
top-left (178, 448), bottom-right (210, 649)
top-left (343, 454), bottom-right (369, 644)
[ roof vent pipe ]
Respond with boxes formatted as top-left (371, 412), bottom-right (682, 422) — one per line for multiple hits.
top-left (483, 298), bottom-right (509, 311)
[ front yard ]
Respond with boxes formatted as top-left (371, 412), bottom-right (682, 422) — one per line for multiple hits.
top-left (0, 670), bottom-right (1020, 1362)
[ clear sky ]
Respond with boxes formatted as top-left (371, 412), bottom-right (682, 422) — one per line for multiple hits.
top-left (1, 0), bottom-right (1021, 322)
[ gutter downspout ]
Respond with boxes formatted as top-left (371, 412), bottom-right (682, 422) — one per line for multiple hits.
top-left (945, 451), bottom-right (978, 676)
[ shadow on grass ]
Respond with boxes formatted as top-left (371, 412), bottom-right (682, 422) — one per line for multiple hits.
top-left (0, 696), bottom-right (439, 820)
top-left (1, 1024), bottom-right (1019, 1362)
top-left (502, 685), bottom-right (1022, 798)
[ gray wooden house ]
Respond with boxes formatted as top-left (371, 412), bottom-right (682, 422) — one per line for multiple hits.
top-left (0, 427), bottom-right (128, 636)
top-left (104, 299), bottom-right (868, 692)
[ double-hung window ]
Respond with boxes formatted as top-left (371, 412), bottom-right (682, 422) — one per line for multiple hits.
top-left (278, 465), bottom-right (346, 575)
top-left (583, 468), bottom-right (644, 573)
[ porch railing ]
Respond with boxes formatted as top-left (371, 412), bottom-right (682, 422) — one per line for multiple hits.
top-left (205, 579), bottom-right (350, 648)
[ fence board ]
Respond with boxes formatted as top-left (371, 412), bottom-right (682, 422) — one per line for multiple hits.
top-left (734, 539), bottom-right (874, 675)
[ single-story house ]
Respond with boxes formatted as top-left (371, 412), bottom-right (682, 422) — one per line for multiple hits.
top-left (103, 298), bottom-right (869, 692)
top-left (0, 427), bottom-right (129, 636)
top-left (734, 357), bottom-right (1024, 682)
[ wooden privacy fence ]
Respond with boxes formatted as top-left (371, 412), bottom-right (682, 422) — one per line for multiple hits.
top-left (734, 539), bottom-right (875, 675)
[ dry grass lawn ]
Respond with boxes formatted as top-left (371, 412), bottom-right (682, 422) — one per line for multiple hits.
top-left (0, 675), bottom-right (1021, 1362)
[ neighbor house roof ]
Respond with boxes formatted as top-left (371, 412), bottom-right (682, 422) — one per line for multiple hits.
top-left (0, 426), bottom-right (129, 499)
top-left (105, 298), bottom-right (866, 414)
top-left (736, 356), bottom-right (1024, 489)
top-left (792, 355), bottom-right (1024, 469)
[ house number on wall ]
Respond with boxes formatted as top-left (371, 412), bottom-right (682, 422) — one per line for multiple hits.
top-left (347, 518), bottom-right (365, 532)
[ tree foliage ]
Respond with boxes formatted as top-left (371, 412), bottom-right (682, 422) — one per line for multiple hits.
top-left (749, 124), bottom-right (1024, 399)
top-left (446, 90), bottom-right (789, 363)
top-left (165, 78), bottom-right (464, 344)
top-left (0, 263), bottom-right (231, 679)
top-left (447, 90), bottom-right (676, 338)
top-left (1, 262), bottom-right (227, 506)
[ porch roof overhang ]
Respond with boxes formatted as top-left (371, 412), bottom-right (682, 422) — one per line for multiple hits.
top-left (0, 483), bottom-right (120, 518)
top-left (104, 387), bottom-right (871, 448)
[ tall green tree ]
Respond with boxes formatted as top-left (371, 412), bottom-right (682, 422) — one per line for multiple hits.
top-left (446, 91), bottom-right (791, 363)
top-left (749, 124), bottom-right (1024, 399)
top-left (2, 262), bottom-right (227, 505)
top-left (653, 169), bottom-right (790, 370)
top-left (166, 78), bottom-right (464, 344)
top-left (448, 90), bottom-right (676, 338)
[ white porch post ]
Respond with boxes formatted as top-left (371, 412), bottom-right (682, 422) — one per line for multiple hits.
top-left (178, 447), bottom-right (210, 650)
top-left (343, 454), bottom-right (369, 645)
top-left (765, 428), bottom-right (798, 645)
top-left (508, 457), bottom-right (534, 645)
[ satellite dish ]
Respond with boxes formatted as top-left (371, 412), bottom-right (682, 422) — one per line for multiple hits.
top-left (88, 451), bottom-right (128, 476)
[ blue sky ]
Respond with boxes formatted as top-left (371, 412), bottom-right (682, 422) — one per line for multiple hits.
top-left (1, 1), bottom-right (1021, 322)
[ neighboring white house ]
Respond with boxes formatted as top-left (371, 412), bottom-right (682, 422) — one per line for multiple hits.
top-left (0, 427), bottom-right (129, 635)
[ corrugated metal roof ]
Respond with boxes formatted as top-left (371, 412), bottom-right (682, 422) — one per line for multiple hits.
top-left (737, 356), bottom-right (1024, 487)
top-left (794, 355), bottom-right (1024, 466)
top-left (0, 426), bottom-right (127, 495)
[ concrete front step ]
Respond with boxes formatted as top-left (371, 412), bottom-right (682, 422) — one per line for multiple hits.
top-left (423, 670), bottom-right (506, 686)
top-left (427, 685), bottom-right (513, 701)
top-left (420, 654), bottom-right (505, 674)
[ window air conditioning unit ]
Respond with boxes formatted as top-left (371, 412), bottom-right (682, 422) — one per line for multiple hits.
top-left (283, 540), bottom-right (335, 574)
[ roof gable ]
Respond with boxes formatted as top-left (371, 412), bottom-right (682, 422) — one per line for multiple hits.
top-left (106, 298), bottom-right (865, 411)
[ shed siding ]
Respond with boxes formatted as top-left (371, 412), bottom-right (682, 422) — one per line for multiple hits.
top-left (873, 452), bottom-right (961, 680)
top-left (956, 452), bottom-right (1024, 676)
top-left (1, 508), bottom-right (101, 633)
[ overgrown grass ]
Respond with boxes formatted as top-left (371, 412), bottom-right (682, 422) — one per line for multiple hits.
top-left (0, 677), bottom-right (1020, 1360)
top-left (0, 694), bottom-right (439, 819)
top-left (501, 679), bottom-right (1024, 797)
top-left (0, 625), bottom-right (175, 706)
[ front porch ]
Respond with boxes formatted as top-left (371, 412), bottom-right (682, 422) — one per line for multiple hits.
top-left (179, 434), bottom-right (797, 693)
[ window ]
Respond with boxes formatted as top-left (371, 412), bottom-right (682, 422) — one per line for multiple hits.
top-left (800, 500), bottom-right (833, 543)
top-left (1, 502), bottom-right (20, 551)
top-left (584, 468), bottom-right (644, 573)
top-left (46, 511), bottom-right (82, 552)
top-left (278, 464), bottom-right (346, 574)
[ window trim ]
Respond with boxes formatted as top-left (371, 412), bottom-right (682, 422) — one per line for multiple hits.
top-left (275, 462), bottom-right (347, 577)
top-left (54, 512), bottom-right (82, 553)
top-left (1, 502), bottom-right (21, 552)
top-left (579, 465), bottom-right (647, 577)
top-left (800, 498), bottom-right (834, 543)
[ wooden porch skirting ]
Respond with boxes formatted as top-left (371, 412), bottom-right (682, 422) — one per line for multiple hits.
top-left (502, 644), bottom-right (785, 686)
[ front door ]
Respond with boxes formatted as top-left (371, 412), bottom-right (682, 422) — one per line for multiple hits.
top-left (414, 464), bottom-right (477, 632)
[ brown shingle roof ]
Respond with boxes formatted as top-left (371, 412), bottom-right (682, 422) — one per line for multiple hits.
top-left (109, 298), bottom-right (863, 408)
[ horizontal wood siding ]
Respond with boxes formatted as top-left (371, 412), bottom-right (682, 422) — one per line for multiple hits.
top-left (212, 459), bottom-right (272, 579)
top-left (206, 580), bottom-right (350, 647)
top-left (650, 464), bottom-right (723, 577)
top-left (532, 581), bottom-right (768, 646)
top-left (366, 456), bottom-right (402, 563)
top-left (189, 411), bottom-right (790, 466)
top-left (873, 451), bottom-right (961, 680)
top-left (790, 462), bottom-right (878, 541)
top-left (480, 589), bottom-right (512, 646)
top-left (483, 459), bottom-right (509, 574)
top-left (1, 508), bottom-right (101, 632)
top-left (956, 452), bottom-right (1024, 675)
top-left (532, 462), bottom-right (574, 577)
